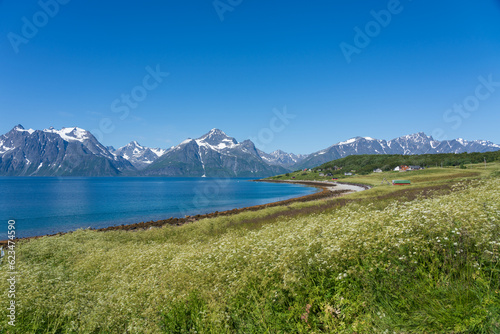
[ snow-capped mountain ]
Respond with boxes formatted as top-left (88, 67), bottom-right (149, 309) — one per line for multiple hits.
top-left (113, 141), bottom-right (168, 169)
top-left (257, 149), bottom-right (307, 168)
top-left (294, 132), bottom-right (500, 169)
top-left (0, 125), bottom-right (135, 176)
top-left (143, 129), bottom-right (288, 177)
top-left (1, 126), bottom-right (498, 176)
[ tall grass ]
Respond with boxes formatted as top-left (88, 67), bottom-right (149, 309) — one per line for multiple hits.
top-left (0, 178), bottom-right (499, 333)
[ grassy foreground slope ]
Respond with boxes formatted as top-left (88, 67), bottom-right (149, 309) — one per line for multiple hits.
top-left (0, 166), bottom-right (499, 333)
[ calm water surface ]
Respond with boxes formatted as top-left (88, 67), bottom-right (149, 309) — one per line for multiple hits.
top-left (0, 177), bottom-right (316, 239)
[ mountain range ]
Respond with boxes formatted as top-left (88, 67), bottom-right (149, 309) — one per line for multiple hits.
top-left (294, 132), bottom-right (500, 170)
top-left (0, 125), bottom-right (498, 177)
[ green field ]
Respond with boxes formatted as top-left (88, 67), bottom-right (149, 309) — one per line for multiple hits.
top-left (1, 163), bottom-right (499, 333)
top-left (269, 161), bottom-right (496, 187)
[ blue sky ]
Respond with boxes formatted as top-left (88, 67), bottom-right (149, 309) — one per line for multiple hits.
top-left (1, 0), bottom-right (499, 154)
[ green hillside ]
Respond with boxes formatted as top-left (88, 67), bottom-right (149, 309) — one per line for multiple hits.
top-left (309, 150), bottom-right (500, 175)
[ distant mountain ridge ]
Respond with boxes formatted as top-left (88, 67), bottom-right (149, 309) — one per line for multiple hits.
top-left (294, 132), bottom-right (500, 169)
top-left (0, 125), bottom-right (498, 176)
top-left (112, 141), bottom-right (168, 170)
top-left (257, 149), bottom-right (307, 168)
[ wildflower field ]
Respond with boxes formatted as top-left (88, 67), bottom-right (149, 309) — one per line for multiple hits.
top-left (1, 166), bottom-right (499, 333)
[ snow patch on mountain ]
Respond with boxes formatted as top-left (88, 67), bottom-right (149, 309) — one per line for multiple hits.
top-left (150, 148), bottom-right (167, 157)
top-left (338, 138), bottom-right (357, 145)
top-left (0, 143), bottom-right (15, 154)
top-left (14, 125), bottom-right (35, 134)
top-left (43, 127), bottom-right (90, 142)
top-left (179, 139), bottom-right (194, 146)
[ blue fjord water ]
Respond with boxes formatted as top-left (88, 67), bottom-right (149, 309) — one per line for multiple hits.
top-left (0, 177), bottom-right (316, 239)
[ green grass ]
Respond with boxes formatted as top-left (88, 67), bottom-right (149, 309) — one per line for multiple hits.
top-left (269, 162), bottom-right (495, 186)
top-left (1, 164), bottom-right (499, 333)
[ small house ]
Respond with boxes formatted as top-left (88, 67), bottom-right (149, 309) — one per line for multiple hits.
top-left (344, 172), bottom-right (353, 176)
top-left (326, 173), bottom-right (333, 176)
top-left (395, 165), bottom-right (410, 172)
top-left (409, 165), bottom-right (422, 171)
top-left (319, 173), bottom-right (325, 177)
top-left (392, 180), bottom-right (411, 185)
top-left (373, 168), bottom-right (383, 173)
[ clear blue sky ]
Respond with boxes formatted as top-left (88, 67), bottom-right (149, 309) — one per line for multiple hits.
top-left (1, 0), bottom-right (500, 154)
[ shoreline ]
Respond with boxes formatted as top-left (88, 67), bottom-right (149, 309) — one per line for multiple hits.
top-left (257, 179), bottom-right (371, 191)
top-left (0, 180), bottom-right (369, 246)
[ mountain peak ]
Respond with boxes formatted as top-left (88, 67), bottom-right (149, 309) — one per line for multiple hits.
top-left (406, 132), bottom-right (430, 139)
top-left (201, 128), bottom-right (228, 138)
top-left (14, 124), bottom-right (24, 130)
top-left (210, 128), bottom-right (224, 134)
top-left (128, 141), bottom-right (143, 148)
top-left (389, 132), bottom-right (433, 144)
top-left (197, 128), bottom-right (238, 147)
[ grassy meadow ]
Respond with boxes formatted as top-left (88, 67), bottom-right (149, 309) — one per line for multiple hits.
top-left (0, 163), bottom-right (499, 333)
